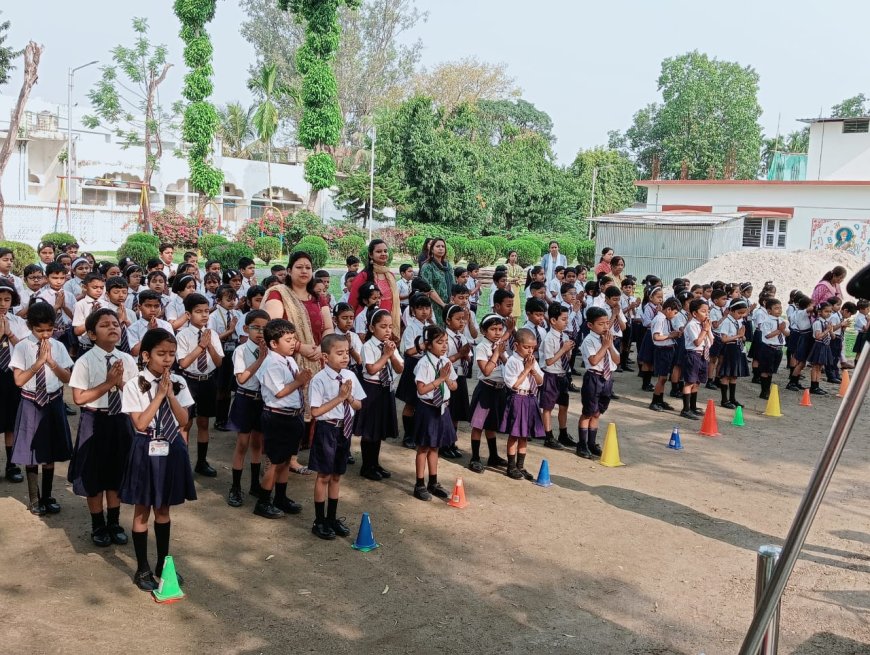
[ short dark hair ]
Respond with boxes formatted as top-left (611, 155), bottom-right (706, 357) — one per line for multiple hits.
top-left (27, 301), bottom-right (56, 327)
top-left (529, 281), bottom-right (545, 292)
top-left (159, 243), bottom-right (174, 253)
top-left (85, 307), bottom-right (119, 334)
top-left (0, 279), bottom-right (20, 307)
top-left (492, 271), bottom-right (507, 284)
top-left (264, 318), bottom-right (296, 346)
top-left (409, 292), bottom-right (432, 309)
top-left (585, 307), bottom-right (607, 323)
top-left (183, 292), bottom-right (210, 313)
top-left (215, 284), bottom-right (238, 303)
top-left (453, 266), bottom-right (467, 278)
top-left (314, 269), bottom-right (330, 279)
top-left (525, 298), bottom-right (547, 313)
top-left (411, 277), bottom-right (431, 293)
top-left (399, 263), bottom-right (412, 274)
top-left (689, 298), bottom-right (707, 314)
top-left (493, 289), bottom-right (514, 306)
top-left (605, 286), bottom-right (621, 299)
top-left (548, 303), bottom-right (568, 320)
top-left (246, 284), bottom-right (266, 301)
top-left (245, 309), bottom-right (270, 325)
top-left (466, 262), bottom-right (479, 273)
top-left (270, 264), bottom-right (286, 273)
top-left (346, 255), bottom-right (360, 266)
top-left (450, 283), bottom-right (469, 297)
top-left (238, 256), bottom-right (255, 269)
top-left (321, 333), bottom-right (348, 354)
top-left (662, 297), bottom-right (682, 312)
top-left (560, 282), bottom-right (575, 295)
top-left (83, 272), bottom-right (104, 286)
top-left (183, 251), bottom-right (197, 261)
top-left (45, 262), bottom-right (66, 276)
top-left (138, 290), bottom-right (163, 305)
top-left (146, 258), bottom-right (163, 270)
top-left (105, 276), bottom-right (127, 292)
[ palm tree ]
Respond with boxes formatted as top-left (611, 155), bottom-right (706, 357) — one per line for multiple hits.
top-left (248, 63), bottom-right (289, 200)
top-left (217, 102), bottom-right (256, 158)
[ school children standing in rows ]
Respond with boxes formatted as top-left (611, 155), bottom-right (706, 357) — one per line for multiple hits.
top-left (0, 280), bottom-right (28, 483)
top-left (500, 328), bottom-right (544, 480)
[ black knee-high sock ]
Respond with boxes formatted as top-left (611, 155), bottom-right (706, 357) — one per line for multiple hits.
top-left (106, 505), bottom-right (120, 527)
top-left (690, 392), bottom-right (698, 411)
top-left (154, 521), bottom-right (170, 578)
top-left (402, 414), bottom-right (414, 438)
top-left (314, 501), bottom-right (326, 523)
top-left (197, 441), bottom-right (208, 464)
top-left (25, 466), bottom-right (39, 503)
top-left (486, 436), bottom-right (499, 457)
top-left (729, 383), bottom-right (737, 403)
top-left (274, 482), bottom-right (288, 502)
top-left (132, 530), bottom-right (149, 572)
top-left (327, 498), bottom-right (338, 521)
top-left (642, 371), bottom-right (652, 387)
top-left (4, 445), bottom-right (11, 466)
top-left (250, 462), bottom-right (261, 489)
top-left (588, 428), bottom-right (598, 447)
top-left (231, 468), bottom-right (242, 488)
top-left (516, 452), bottom-right (527, 470)
top-left (682, 394), bottom-right (691, 411)
top-left (360, 440), bottom-right (372, 469)
top-left (721, 384), bottom-right (729, 403)
top-left (90, 511), bottom-right (105, 531)
top-left (470, 438), bottom-right (481, 460)
top-left (373, 439), bottom-right (382, 466)
top-left (41, 467), bottom-right (53, 500)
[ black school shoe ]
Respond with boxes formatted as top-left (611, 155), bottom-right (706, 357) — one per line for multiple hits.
top-left (448, 445), bottom-right (463, 458)
top-left (543, 437), bottom-right (564, 450)
top-left (4, 465), bottom-right (23, 483)
top-left (227, 487), bottom-right (244, 507)
top-left (253, 500), bottom-right (284, 519)
top-left (558, 433), bottom-right (578, 448)
top-left (331, 517), bottom-right (351, 537)
top-left (213, 422), bottom-right (231, 432)
top-left (413, 485), bottom-right (432, 501)
top-left (402, 437), bottom-right (416, 450)
top-left (29, 500), bottom-right (46, 516)
top-left (705, 379), bottom-right (719, 390)
top-left (588, 443), bottom-right (603, 457)
top-left (487, 454), bottom-right (508, 468)
top-left (810, 387), bottom-right (828, 396)
top-left (312, 521), bottom-right (336, 540)
top-left (649, 402), bottom-right (665, 412)
top-left (134, 569), bottom-right (158, 592)
top-left (679, 409), bottom-right (700, 420)
top-left (438, 446), bottom-right (459, 459)
top-left (43, 497), bottom-right (61, 514)
top-left (375, 466), bottom-right (392, 479)
top-left (194, 461), bottom-right (217, 477)
top-left (721, 401), bottom-right (737, 409)
top-left (641, 383), bottom-right (655, 392)
top-left (519, 468), bottom-right (535, 481)
top-left (575, 443), bottom-right (593, 459)
top-left (273, 497), bottom-right (302, 515)
top-left (107, 523), bottom-right (128, 545)
top-left (469, 458), bottom-right (485, 474)
top-left (506, 466), bottom-right (524, 480)
top-left (360, 466), bottom-right (383, 481)
top-left (91, 526), bottom-right (111, 548)
top-left (427, 482), bottom-right (449, 499)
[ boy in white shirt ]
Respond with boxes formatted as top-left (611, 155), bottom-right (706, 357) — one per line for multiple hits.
top-left (577, 307), bottom-right (619, 459)
top-left (127, 290), bottom-right (174, 357)
top-left (539, 304), bottom-right (576, 451)
top-left (72, 274), bottom-right (106, 353)
top-left (308, 333), bottom-right (365, 539)
top-left (175, 293), bottom-right (223, 477)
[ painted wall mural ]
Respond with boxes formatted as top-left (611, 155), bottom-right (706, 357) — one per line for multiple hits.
top-left (810, 218), bottom-right (870, 261)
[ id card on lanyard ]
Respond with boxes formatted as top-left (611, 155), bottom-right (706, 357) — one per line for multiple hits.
top-left (146, 388), bottom-right (170, 457)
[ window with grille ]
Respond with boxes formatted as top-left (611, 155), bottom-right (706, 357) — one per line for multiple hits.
top-left (843, 118), bottom-right (869, 134)
top-left (743, 218), bottom-right (762, 247)
top-left (744, 218), bottom-right (787, 248)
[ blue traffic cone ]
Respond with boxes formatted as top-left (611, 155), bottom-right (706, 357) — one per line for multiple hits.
top-left (667, 426), bottom-right (683, 450)
top-left (534, 459), bottom-right (552, 487)
top-left (351, 512), bottom-right (380, 552)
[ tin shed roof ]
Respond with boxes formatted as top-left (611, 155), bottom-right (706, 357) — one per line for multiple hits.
top-left (591, 211), bottom-right (747, 226)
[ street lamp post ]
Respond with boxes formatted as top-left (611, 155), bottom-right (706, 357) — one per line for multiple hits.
top-left (367, 124), bottom-right (376, 243)
top-left (66, 60), bottom-right (99, 227)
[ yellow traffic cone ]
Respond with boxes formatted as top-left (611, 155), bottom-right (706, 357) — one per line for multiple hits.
top-left (599, 422), bottom-right (624, 467)
top-left (764, 383), bottom-right (783, 417)
top-left (152, 555), bottom-right (185, 604)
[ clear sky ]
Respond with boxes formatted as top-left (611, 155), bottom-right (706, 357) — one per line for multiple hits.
top-left (2, 0), bottom-right (868, 163)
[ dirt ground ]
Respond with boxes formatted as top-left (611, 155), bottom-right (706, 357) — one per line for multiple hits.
top-left (1, 367), bottom-right (868, 655)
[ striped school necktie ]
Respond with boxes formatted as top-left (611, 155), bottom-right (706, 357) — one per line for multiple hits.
top-left (156, 399), bottom-right (180, 441)
top-left (0, 335), bottom-right (10, 370)
top-left (118, 325), bottom-right (130, 354)
top-left (130, 291), bottom-right (139, 313)
top-left (559, 333), bottom-right (572, 372)
top-left (196, 330), bottom-right (208, 372)
top-left (334, 374), bottom-right (354, 440)
top-left (105, 355), bottom-right (122, 415)
top-left (431, 361), bottom-right (445, 407)
top-left (288, 360), bottom-right (304, 406)
top-left (34, 345), bottom-right (49, 407)
top-left (454, 335), bottom-right (469, 377)
top-left (378, 343), bottom-right (391, 386)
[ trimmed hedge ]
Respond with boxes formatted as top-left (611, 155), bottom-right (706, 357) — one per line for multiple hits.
top-left (0, 240), bottom-right (37, 276)
top-left (116, 240), bottom-right (160, 268)
top-left (198, 233), bottom-right (229, 259)
top-left (254, 236), bottom-right (282, 265)
top-left (293, 236), bottom-right (329, 270)
top-left (553, 237), bottom-right (577, 265)
top-left (463, 239), bottom-right (496, 267)
top-left (512, 239), bottom-right (540, 267)
top-left (405, 235), bottom-right (425, 258)
top-left (210, 242), bottom-right (256, 273)
top-left (39, 231), bottom-right (77, 248)
top-left (126, 233), bottom-right (161, 248)
top-left (336, 234), bottom-right (366, 259)
top-left (447, 236), bottom-right (469, 261)
top-left (485, 236), bottom-right (509, 259)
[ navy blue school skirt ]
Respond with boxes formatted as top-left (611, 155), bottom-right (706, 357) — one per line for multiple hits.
top-left (119, 430), bottom-right (197, 508)
top-left (356, 379), bottom-right (399, 442)
top-left (747, 329), bottom-right (763, 360)
top-left (68, 409), bottom-right (133, 497)
top-left (854, 332), bottom-right (866, 355)
top-left (395, 354), bottom-right (420, 405)
top-left (469, 380), bottom-right (507, 432)
top-left (12, 394), bottom-right (72, 466)
top-left (672, 336), bottom-right (686, 370)
top-left (807, 341), bottom-right (834, 367)
top-left (227, 389), bottom-right (263, 433)
top-left (449, 375), bottom-right (471, 423)
top-left (788, 329), bottom-right (811, 363)
top-left (414, 401), bottom-right (457, 448)
top-left (637, 330), bottom-right (655, 366)
top-left (710, 333), bottom-right (724, 358)
top-left (719, 342), bottom-right (749, 378)
top-left (0, 368), bottom-right (21, 433)
top-left (633, 321), bottom-right (647, 347)
top-left (498, 391), bottom-right (545, 439)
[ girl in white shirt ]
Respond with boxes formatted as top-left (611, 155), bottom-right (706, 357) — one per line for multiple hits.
top-left (395, 293), bottom-right (433, 449)
top-left (0, 282), bottom-right (30, 483)
top-left (499, 328), bottom-right (544, 481)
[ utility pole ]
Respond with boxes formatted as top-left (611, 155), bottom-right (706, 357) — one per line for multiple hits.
top-left (66, 60), bottom-right (99, 228)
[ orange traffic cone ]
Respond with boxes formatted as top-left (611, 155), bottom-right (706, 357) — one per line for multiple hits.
top-left (799, 388), bottom-right (812, 407)
top-left (699, 399), bottom-right (720, 437)
top-left (447, 477), bottom-right (468, 508)
top-left (837, 369), bottom-right (851, 398)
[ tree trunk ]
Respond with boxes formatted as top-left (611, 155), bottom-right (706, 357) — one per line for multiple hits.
top-left (141, 63), bottom-right (171, 234)
top-left (266, 139), bottom-right (272, 200)
top-left (0, 42), bottom-right (43, 240)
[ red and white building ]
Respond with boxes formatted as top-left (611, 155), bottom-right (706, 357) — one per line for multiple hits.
top-left (637, 116), bottom-right (870, 261)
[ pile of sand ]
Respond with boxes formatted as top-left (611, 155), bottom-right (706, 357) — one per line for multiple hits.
top-left (683, 249), bottom-right (866, 300)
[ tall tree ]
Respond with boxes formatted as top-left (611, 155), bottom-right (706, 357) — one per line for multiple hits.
top-left (568, 148), bottom-right (637, 219)
top-left (831, 93), bottom-right (868, 118)
top-left (477, 98), bottom-right (555, 145)
top-left (249, 63), bottom-right (289, 200)
top-left (241, 0), bottom-right (423, 146)
top-left (0, 12), bottom-right (20, 86)
top-left (174, 0), bottom-right (223, 203)
top-left (0, 42), bottom-right (42, 240)
top-left (612, 51), bottom-right (763, 180)
top-left (280, 0), bottom-right (361, 212)
top-left (217, 102), bottom-right (257, 158)
top-left (411, 57), bottom-right (520, 113)
top-left (83, 18), bottom-right (172, 231)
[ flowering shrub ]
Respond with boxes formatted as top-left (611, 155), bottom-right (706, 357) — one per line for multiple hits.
top-left (150, 208), bottom-right (215, 249)
top-left (235, 210), bottom-right (325, 249)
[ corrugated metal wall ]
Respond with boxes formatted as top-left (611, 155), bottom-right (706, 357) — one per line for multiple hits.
top-left (596, 218), bottom-right (744, 283)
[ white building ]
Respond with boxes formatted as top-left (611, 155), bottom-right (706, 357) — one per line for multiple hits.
top-left (0, 93), bottom-right (370, 250)
top-left (639, 116), bottom-right (870, 261)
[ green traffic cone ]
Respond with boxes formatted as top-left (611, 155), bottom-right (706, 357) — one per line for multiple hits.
top-left (732, 405), bottom-right (745, 427)
top-left (152, 555), bottom-right (185, 604)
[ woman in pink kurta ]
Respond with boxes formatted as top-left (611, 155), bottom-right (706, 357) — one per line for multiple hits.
top-left (811, 266), bottom-right (847, 306)
top-left (347, 239), bottom-right (401, 331)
